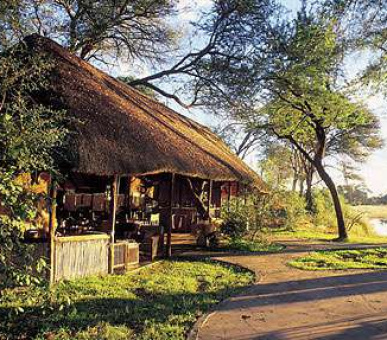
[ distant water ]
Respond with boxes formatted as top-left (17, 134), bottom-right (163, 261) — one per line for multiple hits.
top-left (369, 218), bottom-right (387, 236)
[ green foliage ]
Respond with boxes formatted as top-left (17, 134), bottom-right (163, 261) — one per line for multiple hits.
top-left (312, 188), bottom-right (371, 235)
top-left (221, 191), bottom-right (307, 242)
top-left (327, 0), bottom-right (387, 92)
top-left (221, 194), bottom-right (275, 237)
top-left (0, 46), bottom-right (69, 173)
top-left (258, 143), bottom-right (294, 189)
top-left (0, 0), bottom-right (177, 63)
top-left (289, 248), bottom-right (387, 270)
top-left (0, 45), bottom-right (67, 285)
top-left (118, 76), bottom-right (158, 98)
top-left (0, 260), bottom-right (254, 340)
top-left (0, 39), bottom-right (69, 291)
top-left (0, 41), bottom-right (71, 333)
top-left (276, 191), bottom-right (308, 230)
top-left (256, 15), bottom-right (382, 163)
top-left (210, 3), bottom-right (382, 238)
top-left (0, 217), bottom-right (47, 289)
top-left (312, 189), bottom-right (337, 228)
top-left (220, 214), bottom-right (247, 239)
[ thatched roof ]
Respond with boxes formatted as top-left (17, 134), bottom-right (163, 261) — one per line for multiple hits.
top-left (24, 35), bottom-right (267, 191)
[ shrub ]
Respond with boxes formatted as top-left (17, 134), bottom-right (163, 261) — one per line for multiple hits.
top-left (220, 209), bottom-right (247, 238)
top-left (274, 191), bottom-right (308, 230)
top-left (313, 189), bottom-right (337, 229)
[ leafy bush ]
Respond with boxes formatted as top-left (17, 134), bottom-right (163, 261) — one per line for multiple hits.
top-left (0, 172), bottom-right (48, 289)
top-left (311, 189), bottom-right (373, 237)
top-left (274, 191), bottom-right (308, 230)
top-left (0, 40), bottom-right (71, 332)
top-left (313, 189), bottom-right (337, 229)
top-left (221, 191), bottom-right (308, 238)
top-left (220, 210), bottom-right (247, 238)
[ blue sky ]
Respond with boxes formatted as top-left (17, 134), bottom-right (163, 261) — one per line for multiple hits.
top-left (109, 0), bottom-right (387, 196)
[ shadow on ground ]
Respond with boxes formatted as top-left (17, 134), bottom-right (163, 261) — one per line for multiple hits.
top-left (219, 271), bottom-right (387, 310)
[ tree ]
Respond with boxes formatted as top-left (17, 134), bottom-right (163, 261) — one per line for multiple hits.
top-left (0, 0), bottom-right (280, 107)
top-left (204, 4), bottom-right (382, 240)
top-left (2, 0), bottom-right (177, 62)
top-left (118, 76), bottom-right (158, 98)
top-left (261, 19), bottom-right (381, 239)
top-left (213, 119), bottom-right (266, 160)
top-left (326, 0), bottom-right (387, 90)
top-left (259, 143), bottom-right (294, 190)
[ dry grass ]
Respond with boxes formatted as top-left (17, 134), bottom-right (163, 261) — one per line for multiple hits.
top-left (351, 205), bottom-right (387, 219)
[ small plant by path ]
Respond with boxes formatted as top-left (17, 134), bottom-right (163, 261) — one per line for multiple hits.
top-left (289, 248), bottom-right (387, 270)
top-left (0, 259), bottom-right (254, 340)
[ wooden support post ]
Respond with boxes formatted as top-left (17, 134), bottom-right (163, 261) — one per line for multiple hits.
top-left (227, 181), bottom-right (231, 212)
top-left (208, 180), bottom-right (213, 220)
top-left (165, 173), bottom-right (175, 258)
top-left (108, 175), bottom-right (120, 274)
top-left (49, 180), bottom-right (58, 285)
top-left (126, 176), bottom-right (132, 217)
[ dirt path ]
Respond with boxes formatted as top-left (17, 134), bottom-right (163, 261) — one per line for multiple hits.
top-left (195, 241), bottom-right (387, 340)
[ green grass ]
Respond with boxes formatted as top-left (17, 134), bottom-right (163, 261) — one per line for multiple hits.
top-left (0, 259), bottom-right (254, 340)
top-left (289, 248), bottom-right (387, 270)
top-left (351, 205), bottom-right (387, 219)
top-left (223, 237), bottom-right (284, 252)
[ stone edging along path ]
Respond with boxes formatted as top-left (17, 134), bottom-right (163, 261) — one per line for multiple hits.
top-left (184, 240), bottom-right (387, 340)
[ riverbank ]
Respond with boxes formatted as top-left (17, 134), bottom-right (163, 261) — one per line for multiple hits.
top-left (266, 205), bottom-right (387, 243)
top-left (351, 205), bottom-right (387, 237)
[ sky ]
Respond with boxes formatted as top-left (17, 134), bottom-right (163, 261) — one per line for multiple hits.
top-left (110, 0), bottom-right (387, 196)
top-left (359, 96), bottom-right (387, 195)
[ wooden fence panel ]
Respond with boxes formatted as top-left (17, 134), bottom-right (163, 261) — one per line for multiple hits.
top-left (114, 242), bottom-right (140, 270)
top-left (53, 234), bottom-right (109, 282)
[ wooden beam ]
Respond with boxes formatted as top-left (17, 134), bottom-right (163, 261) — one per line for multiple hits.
top-left (165, 173), bottom-right (175, 258)
top-left (108, 175), bottom-right (120, 274)
top-left (49, 179), bottom-right (58, 285)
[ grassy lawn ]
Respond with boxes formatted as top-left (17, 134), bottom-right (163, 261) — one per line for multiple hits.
top-left (289, 248), bottom-right (387, 270)
top-left (0, 259), bottom-right (254, 340)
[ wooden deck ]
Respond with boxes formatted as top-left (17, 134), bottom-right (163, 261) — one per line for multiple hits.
top-left (170, 233), bottom-right (198, 254)
top-left (171, 233), bottom-right (197, 245)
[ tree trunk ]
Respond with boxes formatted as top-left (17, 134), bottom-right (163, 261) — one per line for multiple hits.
top-left (292, 176), bottom-right (299, 192)
top-left (314, 162), bottom-right (348, 240)
top-left (304, 168), bottom-right (314, 212)
top-left (186, 178), bottom-right (209, 220)
top-left (299, 178), bottom-right (305, 197)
